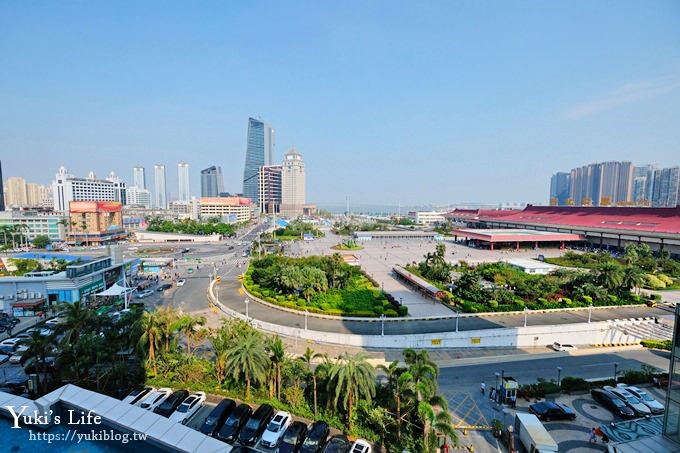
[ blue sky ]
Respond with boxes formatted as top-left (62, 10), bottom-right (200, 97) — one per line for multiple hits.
top-left (1, 1), bottom-right (679, 207)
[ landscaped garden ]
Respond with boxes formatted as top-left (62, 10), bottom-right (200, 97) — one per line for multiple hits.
top-left (273, 220), bottom-right (325, 241)
top-left (244, 254), bottom-right (407, 317)
top-left (404, 243), bottom-right (672, 313)
top-left (331, 239), bottom-right (363, 250)
top-left (146, 217), bottom-right (237, 236)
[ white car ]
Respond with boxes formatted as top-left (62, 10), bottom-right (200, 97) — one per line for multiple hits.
top-left (619, 385), bottom-right (665, 414)
top-left (137, 388), bottom-right (172, 411)
top-left (350, 439), bottom-right (373, 453)
top-left (45, 317), bottom-right (65, 325)
top-left (9, 353), bottom-right (25, 365)
top-left (137, 289), bottom-right (154, 299)
top-left (176, 279), bottom-right (186, 287)
top-left (260, 411), bottom-right (292, 448)
top-left (0, 338), bottom-right (22, 347)
top-left (605, 386), bottom-right (651, 416)
top-left (168, 391), bottom-right (206, 424)
top-left (122, 386), bottom-right (155, 405)
top-left (551, 342), bottom-right (576, 352)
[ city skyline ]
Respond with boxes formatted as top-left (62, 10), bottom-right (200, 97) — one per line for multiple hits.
top-left (1, 2), bottom-right (679, 205)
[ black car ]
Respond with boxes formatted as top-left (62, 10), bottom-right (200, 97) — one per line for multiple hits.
top-left (200, 398), bottom-right (236, 436)
top-left (529, 401), bottom-right (576, 421)
top-left (321, 435), bottom-right (351, 453)
top-left (157, 283), bottom-right (173, 291)
top-left (237, 403), bottom-right (274, 446)
top-left (301, 421), bottom-right (329, 453)
top-left (216, 403), bottom-right (252, 443)
top-left (124, 386), bottom-right (154, 405)
top-left (153, 390), bottom-right (189, 417)
top-left (279, 421), bottom-right (308, 453)
top-left (591, 389), bottom-right (636, 419)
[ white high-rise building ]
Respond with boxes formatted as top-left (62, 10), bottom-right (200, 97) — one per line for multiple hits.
top-left (133, 166), bottom-right (146, 190)
top-left (281, 148), bottom-right (305, 216)
top-left (5, 177), bottom-right (28, 207)
top-left (154, 165), bottom-right (167, 209)
top-left (52, 167), bottom-right (127, 213)
top-left (178, 162), bottom-right (190, 202)
top-left (127, 186), bottom-right (152, 208)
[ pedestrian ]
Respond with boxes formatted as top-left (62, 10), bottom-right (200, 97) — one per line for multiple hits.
top-left (480, 382), bottom-right (486, 395)
top-left (589, 427), bottom-right (597, 443)
top-left (510, 393), bottom-right (516, 408)
top-left (489, 387), bottom-right (496, 402)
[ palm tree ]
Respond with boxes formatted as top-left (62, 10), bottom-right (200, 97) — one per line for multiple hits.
top-left (210, 326), bottom-right (231, 386)
top-left (24, 332), bottom-right (55, 394)
top-left (225, 329), bottom-right (269, 399)
top-left (175, 313), bottom-right (206, 355)
top-left (56, 302), bottom-right (96, 348)
top-left (157, 307), bottom-right (179, 353)
top-left (417, 392), bottom-right (457, 452)
top-left (299, 347), bottom-right (324, 416)
top-left (138, 311), bottom-right (162, 375)
top-left (377, 360), bottom-right (412, 440)
top-left (595, 262), bottom-right (624, 291)
top-left (328, 352), bottom-right (376, 431)
top-left (623, 266), bottom-right (645, 295)
top-left (267, 336), bottom-right (287, 399)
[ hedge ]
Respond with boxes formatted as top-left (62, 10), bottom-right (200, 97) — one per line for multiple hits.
top-left (641, 339), bottom-right (672, 350)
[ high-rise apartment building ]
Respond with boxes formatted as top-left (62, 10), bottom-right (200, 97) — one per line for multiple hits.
top-left (651, 167), bottom-right (680, 208)
top-left (5, 177), bottom-right (28, 207)
top-left (0, 160), bottom-right (5, 211)
top-left (243, 117), bottom-right (275, 202)
top-left (178, 162), bottom-right (190, 202)
top-left (281, 148), bottom-right (305, 216)
top-left (565, 161), bottom-right (633, 206)
top-left (549, 172), bottom-right (571, 206)
top-left (133, 167), bottom-right (146, 190)
top-left (201, 166), bottom-right (224, 198)
top-left (126, 186), bottom-right (152, 208)
top-left (52, 167), bottom-right (127, 213)
top-left (154, 165), bottom-right (167, 209)
top-left (258, 165), bottom-right (282, 214)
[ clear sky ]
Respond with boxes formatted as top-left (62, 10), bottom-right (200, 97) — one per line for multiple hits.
top-left (1, 1), bottom-right (679, 207)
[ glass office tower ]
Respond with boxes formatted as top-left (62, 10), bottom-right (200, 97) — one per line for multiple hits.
top-left (242, 117), bottom-right (274, 202)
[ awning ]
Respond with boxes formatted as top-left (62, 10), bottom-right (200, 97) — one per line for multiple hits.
top-left (96, 283), bottom-right (133, 297)
top-left (12, 299), bottom-right (46, 308)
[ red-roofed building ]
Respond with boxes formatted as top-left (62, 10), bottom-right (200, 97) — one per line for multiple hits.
top-left (447, 205), bottom-right (680, 255)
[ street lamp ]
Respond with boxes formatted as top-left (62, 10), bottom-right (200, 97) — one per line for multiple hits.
top-left (305, 310), bottom-right (308, 331)
top-left (614, 362), bottom-right (619, 383)
top-left (244, 299), bottom-right (250, 321)
top-left (380, 314), bottom-right (385, 336)
top-left (588, 304), bottom-right (593, 323)
top-left (494, 372), bottom-right (501, 403)
top-left (456, 311), bottom-right (460, 333)
top-left (557, 367), bottom-right (562, 388)
top-left (523, 306), bottom-right (529, 327)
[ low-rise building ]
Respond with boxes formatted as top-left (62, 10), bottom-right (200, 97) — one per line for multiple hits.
top-left (199, 197), bottom-right (253, 223)
top-left (407, 211), bottom-right (447, 225)
top-left (0, 210), bottom-right (67, 243)
top-left (67, 201), bottom-right (126, 245)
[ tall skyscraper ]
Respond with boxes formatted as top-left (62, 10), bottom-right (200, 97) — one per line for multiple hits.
top-left (5, 177), bottom-right (28, 207)
top-left (549, 172), bottom-right (570, 206)
top-left (281, 148), bottom-right (305, 216)
top-left (133, 166), bottom-right (146, 190)
top-left (566, 161), bottom-right (633, 206)
top-left (178, 162), bottom-right (190, 202)
top-left (243, 117), bottom-right (275, 202)
top-left (0, 160), bottom-right (4, 211)
top-left (651, 167), bottom-right (680, 207)
top-left (154, 164), bottom-right (167, 209)
top-left (200, 166), bottom-right (224, 198)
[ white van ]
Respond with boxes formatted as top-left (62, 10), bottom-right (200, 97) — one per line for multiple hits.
top-left (515, 413), bottom-right (558, 453)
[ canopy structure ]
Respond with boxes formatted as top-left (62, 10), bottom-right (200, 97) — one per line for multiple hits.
top-left (96, 283), bottom-right (131, 297)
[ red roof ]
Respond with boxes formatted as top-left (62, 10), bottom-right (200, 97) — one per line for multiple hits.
top-left (476, 205), bottom-right (680, 234)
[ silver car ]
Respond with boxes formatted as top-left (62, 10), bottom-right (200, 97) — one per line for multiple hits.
top-left (605, 386), bottom-right (651, 417)
top-left (619, 385), bottom-right (664, 414)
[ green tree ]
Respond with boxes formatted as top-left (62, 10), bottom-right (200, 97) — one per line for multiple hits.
top-left (138, 311), bottom-right (162, 376)
top-left (595, 262), bottom-right (624, 291)
top-left (622, 266), bottom-right (645, 295)
top-left (267, 336), bottom-right (287, 399)
top-left (225, 329), bottom-right (269, 399)
top-left (32, 235), bottom-right (50, 248)
top-left (377, 360), bottom-right (412, 440)
top-left (24, 332), bottom-right (55, 393)
top-left (174, 313), bottom-right (206, 355)
top-left (299, 347), bottom-right (324, 416)
top-left (328, 352), bottom-right (376, 431)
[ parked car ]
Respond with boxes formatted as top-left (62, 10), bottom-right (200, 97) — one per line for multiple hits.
top-left (0, 338), bottom-right (22, 348)
top-left (529, 401), bottom-right (576, 421)
top-left (137, 289), bottom-right (154, 299)
top-left (216, 403), bottom-right (252, 443)
top-left (0, 353), bottom-right (11, 365)
top-left (349, 439), bottom-right (372, 453)
top-left (9, 353), bottom-right (25, 365)
top-left (199, 398), bottom-right (236, 436)
top-left (301, 421), bottom-right (330, 453)
top-left (605, 386), bottom-right (651, 417)
top-left (169, 391), bottom-right (207, 424)
top-left (619, 385), bottom-right (665, 414)
top-left (237, 403), bottom-right (274, 446)
top-left (551, 342), bottom-right (576, 352)
top-left (157, 283), bottom-right (172, 292)
top-left (122, 386), bottom-right (155, 405)
top-left (137, 388), bottom-right (172, 411)
top-left (176, 279), bottom-right (186, 287)
top-left (590, 388), bottom-right (636, 419)
top-left (45, 317), bottom-right (65, 326)
top-left (278, 421), bottom-right (308, 453)
top-left (154, 390), bottom-right (190, 417)
top-left (260, 410), bottom-right (292, 448)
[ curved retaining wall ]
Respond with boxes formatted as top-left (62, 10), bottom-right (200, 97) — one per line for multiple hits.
top-left (208, 281), bottom-right (652, 349)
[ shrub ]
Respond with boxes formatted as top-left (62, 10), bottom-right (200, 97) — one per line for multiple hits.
top-left (384, 309), bottom-right (398, 317)
top-left (658, 274), bottom-right (673, 285)
top-left (397, 305), bottom-right (409, 316)
top-left (560, 376), bottom-right (590, 393)
top-left (653, 293), bottom-right (662, 301)
top-left (539, 381), bottom-right (560, 395)
top-left (607, 294), bottom-right (618, 303)
top-left (645, 274), bottom-right (666, 289)
top-left (583, 295), bottom-right (593, 304)
top-left (562, 297), bottom-right (572, 305)
top-left (622, 369), bottom-right (654, 385)
top-left (641, 339), bottom-right (672, 350)
top-left (488, 300), bottom-right (499, 308)
top-left (283, 386), bottom-right (306, 410)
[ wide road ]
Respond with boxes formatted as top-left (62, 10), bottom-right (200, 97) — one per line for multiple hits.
top-left (216, 277), bottom-right (673, 335)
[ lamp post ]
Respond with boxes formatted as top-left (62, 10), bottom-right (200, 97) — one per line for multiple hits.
top-left (523, 307), bottom-right (529, 327)
top-left (456, 311), bottom-right (460, 333)
top-left (380, 314), bottom-right (385, 336)
top-left (244, 299), bottom-right (249, 321)
top-left (614, 362), bottom-right (619, 383)
top-left (557, 367), bottom-right (562, 388)
top-left (305, 310), bottom-right (308, 331)
top-left (587, 304), bottom-right (593, 323)
top-left (494, 372), bottom-right (501, 403)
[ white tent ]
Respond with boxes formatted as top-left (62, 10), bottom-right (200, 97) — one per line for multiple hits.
top-left (95, 284), bottom-right (130, 297)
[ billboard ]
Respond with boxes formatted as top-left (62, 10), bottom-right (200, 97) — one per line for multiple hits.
top-left (69, 201), bottom-right (123, 213)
